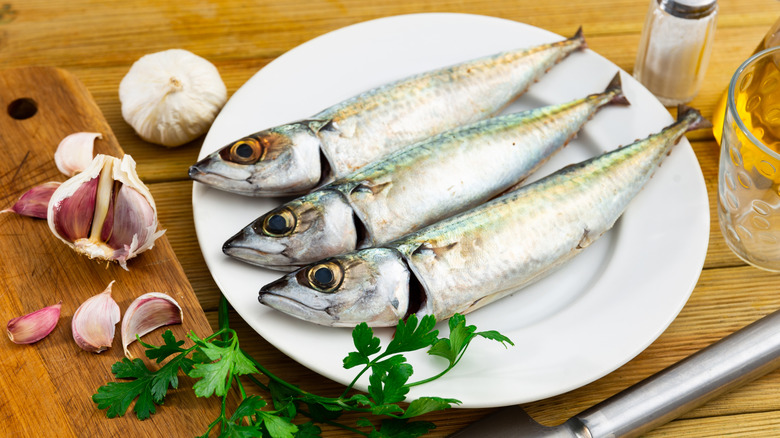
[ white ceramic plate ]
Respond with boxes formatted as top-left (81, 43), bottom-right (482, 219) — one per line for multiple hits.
top-left (193, 13), bottom-right (709, 408)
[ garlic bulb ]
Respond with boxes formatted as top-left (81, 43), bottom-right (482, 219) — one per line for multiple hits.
top-left (47, 154), bottom-right (165, 270)
top-left (119, 49), bottom-right (227, 147)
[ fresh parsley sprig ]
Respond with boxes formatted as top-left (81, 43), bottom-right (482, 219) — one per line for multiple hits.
top-left (92, 297), bottom-right (513, 437)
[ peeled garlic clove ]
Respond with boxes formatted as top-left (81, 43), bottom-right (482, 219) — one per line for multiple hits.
top-left (72, 281), bottom-right (121, 353)
top-left (54, 132), bottom-right (101, 176)
top-left (47, 154), bottom-right (165, 270)
top-left (119, 49), bottom-right (227, 147)
top-left (1, 181), bottom-right (61, 219)
top-left (121, 292), bottom-right (183, 358)
top-left (7, 302), bottom-right (62, 344)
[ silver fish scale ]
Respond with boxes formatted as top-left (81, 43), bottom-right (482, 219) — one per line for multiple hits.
top-left (392, 114), bottom-right (698, 321)
top-left (315, 38), bottom-right (586, 176)
top-left (335, 90), bottom-right (621, 247)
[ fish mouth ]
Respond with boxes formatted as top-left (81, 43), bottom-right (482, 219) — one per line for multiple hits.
top-left (188, 165), bottom-right (206, 180)
top-left (189, 164), bottom-right (243, 184)
top-left (189, 163), bottom-right (257, 195)
top-left (258, 289), bottom-right (337, 325)
top-left (223, 241), bottom-right (303, 272)
top-left (259, 275), bottom-right (339, 324)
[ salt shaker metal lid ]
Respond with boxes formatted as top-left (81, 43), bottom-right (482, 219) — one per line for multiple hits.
top-left (660, 0), bottom-right (717, 19)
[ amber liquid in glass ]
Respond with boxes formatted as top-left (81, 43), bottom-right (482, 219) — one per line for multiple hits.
top-left (713, 17), bottom-right (780, 145)
top-left (733, 54), bottom-right (780, 152)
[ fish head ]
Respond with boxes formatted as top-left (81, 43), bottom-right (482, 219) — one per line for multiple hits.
top-left (223, 189), bottom-right (358, 271)
top-left (189, 121), bottom-right (326, 196)
top-left (258, 247), bottom-right (411, 327)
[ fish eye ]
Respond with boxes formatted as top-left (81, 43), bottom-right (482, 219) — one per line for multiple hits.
top-left (306, 261), bottom-right (344, 292)
top-left (221, 138), bottom-right (264, 164)
top-left (256, 207), bottom-right (297, 237)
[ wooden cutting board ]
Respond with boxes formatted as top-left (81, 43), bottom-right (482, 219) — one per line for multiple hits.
top-left (0, 67), bottom-right (223, 436)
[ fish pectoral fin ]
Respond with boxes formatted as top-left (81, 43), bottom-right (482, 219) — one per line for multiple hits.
top-left (352, 180), bottom-right (392, 196)
top-left (576, 228), bottom-right (592, 250)
top-left (412, 241), bottom-right (458, 258)
top-left (307, 119), bottom-right (333, 133)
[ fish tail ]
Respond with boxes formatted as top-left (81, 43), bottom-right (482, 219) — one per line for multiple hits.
top-left (569, 26), bottom-right (587, 50)
top-left (677, 105), bottom-right (713, 131)
top-left (602, 72), bottom-right (631, 106)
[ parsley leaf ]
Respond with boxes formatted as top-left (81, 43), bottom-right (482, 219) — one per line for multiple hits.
top-left (294, 422), bottom-right (322, 438)
top-left (385, 314), bottom-right (438, 355)
top-left (187, 331), bottom-right (258, 398)
top-left (91, 346), bottom-right (194, 420)
top-left (140, 329), bottom-right (189, 364)
top-left (368, 362), bottom-right (412, 407)
top-left (229, 395), bottom-right (267, 422)
top-left (428, 313), bottom-right (514, 368)
top-left (402, 397), bottom-right (459, 418)
top-left (365, 418), bottom-right (436, 438)
top-left (92, 330), bottom-right (198, 420)
top-left (343, 322), bottom-right (381, 369)
top-left (217, 396), bottom-right (299, 438)
top-left (258, 411), bottom-right (299, 438)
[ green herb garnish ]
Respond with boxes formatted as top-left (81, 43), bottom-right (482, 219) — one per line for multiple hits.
top-left (93, 298), bottom-right (513, 437)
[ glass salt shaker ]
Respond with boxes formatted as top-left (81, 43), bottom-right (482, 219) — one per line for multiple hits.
top-left (633, 0), bottom-right (718, 106)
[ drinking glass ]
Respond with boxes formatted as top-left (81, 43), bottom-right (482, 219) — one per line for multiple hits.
top-left (718, 46), bottom-right (780, 271)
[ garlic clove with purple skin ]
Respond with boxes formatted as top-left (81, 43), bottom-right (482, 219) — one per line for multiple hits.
top-left (47, 154), bottom-right (165, 270)
top-left (121, 292), bottom-right (183, 358)
top-left (72, 281), bottom-right (121, 353)
top-left (54, 132), bottom-right (101, 176)
top-left (1, 182), bottom-right (61, 219)
top-left (7, 302), bottom-right (62, 344)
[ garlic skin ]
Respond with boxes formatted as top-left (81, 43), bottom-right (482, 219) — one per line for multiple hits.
top-left (121, 292), bottom-right (183, 358)
top-left (54, 132), bottom-right (101, 176)
top-left (47, 154), bottom-right (165, 270)
top-left (2, 181), bottom-right (61, 219)
top-left (119, 49), bottom-right (227, 147)
top-left (72, 281), bottom-right (121, 353)
top-left (7, 302), bottom-right (62, 344)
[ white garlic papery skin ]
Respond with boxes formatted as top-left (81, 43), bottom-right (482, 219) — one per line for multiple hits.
top-left (47, 154), bottom-right (166, 270)
top-left (119, 49), bottom-right (227, 147)
top-left (54, 132), bottom-right (102, 176)
top-left (72, 281), bottom-right (121, 353)
top-left (121, 292), bottom-right (183, 358)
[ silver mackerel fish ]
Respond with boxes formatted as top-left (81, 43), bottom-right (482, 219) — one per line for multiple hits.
top-left (189, 29), bottom-right (587, 196)
top-left (257, 106), bottom-right (711, 327)
top-left (224, 73), bottom-right (629, 271)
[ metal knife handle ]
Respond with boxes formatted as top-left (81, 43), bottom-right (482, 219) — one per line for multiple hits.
top-left (571, 309), bottom-right (780, 438)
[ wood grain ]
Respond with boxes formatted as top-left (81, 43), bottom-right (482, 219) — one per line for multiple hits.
top-left (0, 66), bottom-right (225, 436)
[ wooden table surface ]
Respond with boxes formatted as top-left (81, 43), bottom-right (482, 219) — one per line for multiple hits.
top-left (2, 0), bottom-right (780, 436)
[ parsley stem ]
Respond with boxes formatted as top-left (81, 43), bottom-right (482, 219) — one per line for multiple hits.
top-left (218, 295), bottom-right (231, 342)
top-left (246, 374), bottom-right (270, 392)
top-left (339, 352), bottom-right (391, 399)
top-left (406, 365), bottom-right (452, 387)
top-left (234, 374), bottom-right (247, 400)
top-left (297, 409), bottom-right (370, 437)
top-left (242, 349), bottom-right (309, 397)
